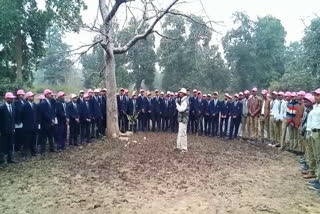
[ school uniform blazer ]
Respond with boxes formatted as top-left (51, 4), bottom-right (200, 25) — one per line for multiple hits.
top-left (79, 101), bottom-right (92, 123)
top-left (14, 99), bottom-right (25, 125)
top-left (89, 97), bottom-right (102, 119)
top-left (55, 101), bottom-right (67, 124)
top-left (67, 102), bottom-right (80, 122)
top-left (151, 97), bottom-right (162, 113)
top-left (230, 101), bottom-right (243, 118)
top-left (21, 102), bottom-right (37, 131)
top-left (0, 104), bottom-right (15, 134)
top-left (38, 99), bottom-right (56, 130)
top-left (209, 99), bottom-right (221, 116)
top-left (127, 99), bottom-right (140, 116)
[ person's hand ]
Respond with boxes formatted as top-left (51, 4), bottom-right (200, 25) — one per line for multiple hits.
top-left (306, 131), bottom-right (312, 140)
top-left (76, 118), bottom-right (80, 123)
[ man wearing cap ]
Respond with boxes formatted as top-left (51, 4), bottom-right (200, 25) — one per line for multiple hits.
top-left (229, 94), bottom-right (243, 140)
top-left (90, 89), bottom-right (103, 137)
top-left (204, 94), bottom-right (211, 136)
top-left (294, 91), bottom-right (305, 153)
top-left (0, 92), bottom-right (17, 164)
top-left (137, 89), bottom-right (147, 131)
top-left (79, 93), bottom-right (92, 143)
top-left (241, 90), bottom-right (250, 139)
top-left (306, 89), bottom-right (320, 191)
top-left (100, 88), bottom-right (107, 136)
top-left (248, 87), bottom-right (262, 141)
top-left (220, 94), bottom-right (231, 138)
top-left (209, 92), bottom-right (221, 137)
top-left (301, 93), bottom-right (316, 179)
top-left (278, 92), bottom-right (290, 150)
top-left (127, 92), bottom-right (140, 132)
top-left (188, 89), bottom-right (198, 134)
top-left (195, 91), bottom-right (205, 135)
top-left (14, 89), bottom-right (26, 153)
top-left (176, 88), bottom-right (189, 152)
top-left (161, 94), bottom-right (171, 132)
top-left (146, 92), bottom-right (153, 131)
top-left (151, 90), bottom-right (162, 132)
top-left (67, 94), bottom-right (80, 147)
top-left (169, 92), bottom-right (178, 132)
top-left (286, 92), bottom-right (298, 151)
top-left (269, 91), bottom-right (278, 145)
top-left (77, 90), bottom-right (85, 105)
top-left (20, 92), bottom-right (38, 157)
top-left (117, 88), bottom-right (128, 133)
top-left (260, 90), bottom-right (271, 144)
top-left (38, 89), bottom-right (56, 155)
top-left (55, 92), bottom-right (68, 151)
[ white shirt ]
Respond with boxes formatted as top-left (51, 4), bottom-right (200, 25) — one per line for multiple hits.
top-left (270, 99), bottom-right (279, 116)
top-left (5, 102), bottom-right (13, 114)
top-left (307, 103), bottom-right (320, 131)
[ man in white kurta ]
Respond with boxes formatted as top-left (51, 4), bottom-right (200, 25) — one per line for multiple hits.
top-left (176, 88), bottom-right (189, 152)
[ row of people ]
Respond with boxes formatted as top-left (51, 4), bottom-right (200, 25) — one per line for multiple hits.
top-left (0, 88), bottom-right (107, 166)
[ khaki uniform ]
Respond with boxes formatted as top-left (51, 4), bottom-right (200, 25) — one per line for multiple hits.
top-left (259, 98), bottom-right (271, 143)
top-left (248, 96), bottom-right (262, 140)
top-left (241, 98), bottom-right (249, 139)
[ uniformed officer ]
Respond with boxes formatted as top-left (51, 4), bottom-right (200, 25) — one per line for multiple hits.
top-left (67, 94), bottom-right (80, 147)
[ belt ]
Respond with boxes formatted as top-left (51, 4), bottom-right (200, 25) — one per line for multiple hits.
top-left (312, 129), bottom-right (320, 132)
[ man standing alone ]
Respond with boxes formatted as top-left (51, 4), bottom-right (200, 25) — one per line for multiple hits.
top-left (176, 88), bottom-right (189, 153)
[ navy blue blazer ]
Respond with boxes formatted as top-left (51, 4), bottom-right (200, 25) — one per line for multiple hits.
top-left (67, 102), bottom-right (80, 121)
top-left (127, 99), bottom-right (140, 116)
top-left (229, 101), bottom-right (243, 118)
top-left (21, 101), bottom-right (37, 131)
top-left (77, 97), bottom-right (84, 105)
top-left (160, 99), bottom-right (171, 117)
top-left (101, 96), bottom-right (107, 116)
top-left (137, 96), bottom-right (148, 112)
top-left (38, 99), bottom-right (56, 130)
top-left (0, 104), bottom-right (15, 134)
top-left (117, 95), bottom-right (128, 113)
top-left (220, 100), bottom-right (230, 116)
top-left (89, 97), bottom-right (102, 118)
top-left (55, 101), bottom-right (67, 124)
top-left (209, 99), bottom-right (221, 116)
top-left (14, 99), bottom-right (25, 124)
top-left (151, 97), bottom-right (162, 113)
top-left (79, 101), bottom-right (92, 122)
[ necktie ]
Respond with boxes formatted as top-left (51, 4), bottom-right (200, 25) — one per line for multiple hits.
top-left (63, 103), bottom-right (66, 113)
top-left (279, 101), bottom-right (282, 114)
top-left (86, 102), bottom-right (89, 110)
top-left (133, 100), bottom-right (136, 112)
top-left (9, 104), bottom-right (12, 114)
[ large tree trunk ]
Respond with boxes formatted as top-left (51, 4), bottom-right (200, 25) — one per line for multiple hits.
top-left (104, 41), bottom-right (120, 138)
top-left (15, 27), bottom-right (23, 83)
top-left (135, 79), bottom-right (142, 92)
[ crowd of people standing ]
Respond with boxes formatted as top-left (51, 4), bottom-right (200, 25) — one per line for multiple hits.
top-left (0, 86), bottom-right (320, 194)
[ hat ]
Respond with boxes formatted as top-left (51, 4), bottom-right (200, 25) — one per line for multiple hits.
top-left (244, 90), bottom-right (250, 95)
top-left (83, 93), bottom-right (89, 98)
top-left (174, 92), bottom-right (178, 96)
top-left (203, 94), bottom-right (207, 97)
top-left (313, 88), bottom-right (320, 95)
top-left (132, 92), bottom-right (137, 96)
top-left (278, 91), bottom-right (284, 96)
top-left (297, 91), bottom-right (306, 97)
top-left (17, 89), bottom-right (25, 96)
top-left (25, 91), bottom-right (35, 98)
top-left (160, 91), bottom-right (164, 95)
top-left (179, 88), bottom-right (187, 94)
top-left (284, 91), bottom-right (291, 97)
top-left (94, 89), bottom-right (100, 93)
top-left (239, 92), bottom-right (244, 96)
top-left (70, 94), bottom-right (77, 99)
top-left (39, 94), bottom-right (45, 100)
top-left (261, 89), bottom-right (268, 95)
top-left (79, 90), bottom-right (84, 94)
top-left (140, 89), bottom-right (145, 92)
top-left (234, 93), bottom-right (239, 98)
top-left (102, 88), bottom-right (107, 92)
top-left (252, 87), bottom-right (258, 92)
top-left (147, 91), bottom-right (151, 96)
top-left (213, 91), bottom-right (219, 95)
top-left (5, 92), bottom-right (16, 99)
top-left (155, 89), bottom-right (159, 93)
top-left (291, 92), bottom-right (297, 97)
top-left (57, 91), bottom-right (65, 98)
top-left (272, 91), bottom-right (278, 95)
top-left (304, 93), bottom-right (315, 103)
top-left (120, 88), bottom-right (124, 91)
top-left (193, 89), bottom-right (197, 93)
top-left (207, 94), bottom-right (211, 97)
top-left (87, 89), bottom-right (93, 93)
top-left (224, 93), bottom-right (229, 97)
top-left (43, 89), bottom-right (52, 95)
top-left (124, 89), bottom-right (129, 94)
top-left (197, 91), bottom-right (202, 94)
top-left (227, 94), bottom-right (232, 99)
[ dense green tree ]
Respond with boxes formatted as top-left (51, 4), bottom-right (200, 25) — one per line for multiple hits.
top-left (0, 0), bottom-right (86, 88)
top-left (37, 26), bottom-right (72, 86)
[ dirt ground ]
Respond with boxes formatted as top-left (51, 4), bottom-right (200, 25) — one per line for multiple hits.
top-left (0, 132), bottom-right (320, 214)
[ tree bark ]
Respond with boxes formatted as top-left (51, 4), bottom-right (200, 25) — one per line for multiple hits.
top-left (135, 79), bottom-right (142, 92)
top-left (15, 27), bottom-right (23, 84)
top-left (104, 41), bottom-right (120, 138)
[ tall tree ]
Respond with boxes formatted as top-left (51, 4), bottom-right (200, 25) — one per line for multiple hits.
top-left (38, 26), bottom-right (72, 85)
top-left (0, 0), bottom-right (86, 86)
top-left (303, 17), bottom-right (320, 82)
top-left (254, 15), bottom-right (286, 87)
top-left (222, 12), bottom-right (256, 91)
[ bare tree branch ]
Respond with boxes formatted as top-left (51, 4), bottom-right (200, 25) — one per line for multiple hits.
top-left (104, 0), bottom-right (134, 24)
top-left (71, 39), bottom-right (103, 65)
top-left (99, 0), bottom-right (108, 20)
top-left (113, 0), bottom-right (180, 54)
top-left (153, 30), bottom-right (178, 40)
